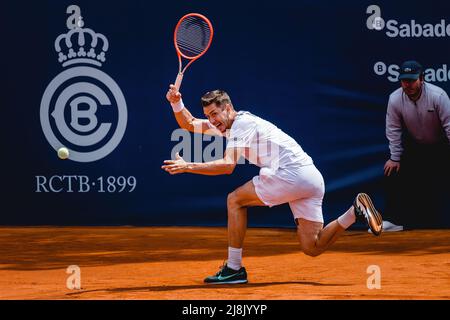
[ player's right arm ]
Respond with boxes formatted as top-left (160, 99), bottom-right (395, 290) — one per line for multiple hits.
top-left (166, 84), bottom-right (223, 136)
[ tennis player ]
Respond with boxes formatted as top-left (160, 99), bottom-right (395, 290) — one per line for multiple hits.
top-left (162, 85), bottom-right (383, 284)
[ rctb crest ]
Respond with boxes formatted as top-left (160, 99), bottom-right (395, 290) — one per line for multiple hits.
top-left (40, 5), bottom-right (127, 162)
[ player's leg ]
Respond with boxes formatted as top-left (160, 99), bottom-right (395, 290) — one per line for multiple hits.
top-left (290, 195), bottom-right (347, 257)
top-left (295, 217), bottom-right (346, 257)
top-left (204, 179), bottom-right (266, 284)
top-left (227, 179), bottom-right (266, 249)
top-left (294, 193), bottom-right (383, 257)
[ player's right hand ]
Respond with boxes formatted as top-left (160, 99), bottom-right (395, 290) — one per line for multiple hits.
top-left (166, 84), bottom-right (182, 104)
top-left (384, 159), bottom-right (401, 176)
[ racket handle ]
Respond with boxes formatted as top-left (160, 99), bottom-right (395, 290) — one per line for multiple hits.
top-left (174, 73), bottom-right (184, 91)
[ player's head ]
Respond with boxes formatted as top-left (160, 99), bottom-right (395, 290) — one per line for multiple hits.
top-left (399, 60), bottom-right (424, 99)
top-left (201, 90), bottom-right (236, 132)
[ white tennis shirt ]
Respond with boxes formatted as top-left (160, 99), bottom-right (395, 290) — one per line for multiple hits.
top-left (225, 111), bottom-right (313, 170)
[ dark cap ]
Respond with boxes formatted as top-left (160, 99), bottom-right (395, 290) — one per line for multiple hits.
top-left (399, 60), bottom-right (423, 80)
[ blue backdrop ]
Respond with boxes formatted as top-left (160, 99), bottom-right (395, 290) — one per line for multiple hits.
top-left (1, 0), bottom-right (449, 227)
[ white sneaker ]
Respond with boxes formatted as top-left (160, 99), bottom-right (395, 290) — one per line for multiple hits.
top-left (368, 220), bottom-right (403, 233)
top-left (354, 193), bottom-right (383, 236)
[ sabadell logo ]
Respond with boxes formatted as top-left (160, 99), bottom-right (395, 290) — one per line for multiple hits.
top-left (374, 62), bottom-right (450, 83)
top-left (366, 5), bottom-right (450, 38)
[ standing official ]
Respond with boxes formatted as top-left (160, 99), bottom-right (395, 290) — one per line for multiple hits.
top-left (384, 61), bottom-right (450, 229)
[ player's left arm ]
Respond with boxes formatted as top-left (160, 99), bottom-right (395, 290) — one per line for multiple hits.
top-left (162, 147), bottom-right (243, 176)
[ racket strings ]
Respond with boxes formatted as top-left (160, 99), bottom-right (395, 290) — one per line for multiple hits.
top-left (177, 29), bottom-right (210, 55)
top-left (176, 16), bottom-right (212, 58)
top-left (177, 38), bottom-right (205, 55)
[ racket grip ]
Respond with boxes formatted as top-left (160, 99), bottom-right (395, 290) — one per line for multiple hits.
top-left (174, 73), bottom-right (184, 91)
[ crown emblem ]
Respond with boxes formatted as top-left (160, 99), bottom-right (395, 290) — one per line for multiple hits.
top-left (55, 14), bottom-right (109, 67)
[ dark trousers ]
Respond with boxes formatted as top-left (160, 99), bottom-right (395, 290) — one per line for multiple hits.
top-left (384, 142), bottom-right (450, 229)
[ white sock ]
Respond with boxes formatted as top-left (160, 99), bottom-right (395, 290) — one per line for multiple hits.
top-left (227, 247), bottom-right (242, 271)
top-left (337, 206), bottom-right (356, 229)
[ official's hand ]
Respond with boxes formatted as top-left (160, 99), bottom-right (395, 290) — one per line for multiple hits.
top-left (384, 159), bottom-right (401, 176)
top-left (166, 84), bottom-right (182, 104)
top-left (162, 152), bottom-right (188, 175)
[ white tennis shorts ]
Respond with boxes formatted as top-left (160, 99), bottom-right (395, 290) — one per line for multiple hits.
top-left (253, 164), bottom-right (325, 223)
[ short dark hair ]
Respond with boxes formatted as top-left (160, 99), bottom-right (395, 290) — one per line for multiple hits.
top-left (201, 90), bottom-right (232, 108)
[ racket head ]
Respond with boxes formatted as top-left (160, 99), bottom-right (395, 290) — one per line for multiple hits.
top-left (174, 13), bottom-right (214, 61)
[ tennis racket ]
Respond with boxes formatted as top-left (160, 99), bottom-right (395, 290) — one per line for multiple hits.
top-left (173, 13), bottom-right (214, 90)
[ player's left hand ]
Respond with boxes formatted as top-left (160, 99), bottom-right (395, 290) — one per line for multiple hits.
top-left (161, 152), bottom-right (188, 175)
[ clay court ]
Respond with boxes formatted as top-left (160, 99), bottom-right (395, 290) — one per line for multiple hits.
top-left (0, 227), bottom-right (448, 300)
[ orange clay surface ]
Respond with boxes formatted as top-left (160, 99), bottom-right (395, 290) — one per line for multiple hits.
top-left (0, 227), bottom-right (448, 300)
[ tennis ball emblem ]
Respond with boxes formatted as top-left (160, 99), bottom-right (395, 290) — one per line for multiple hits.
top-left (40, 5), bottom-right (127, 163)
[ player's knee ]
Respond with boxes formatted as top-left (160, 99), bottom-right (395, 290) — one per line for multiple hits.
top-left (303, 249), bottom-right (321, 257)
top-left (227, 191), bottom-right (241, 209)
top-left (301, 246), bottom-right (322, 257)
